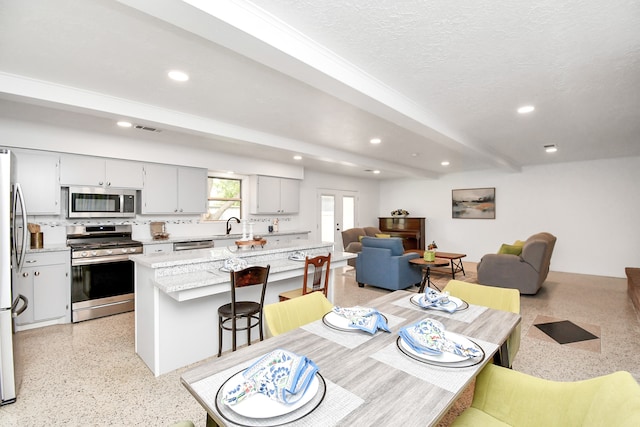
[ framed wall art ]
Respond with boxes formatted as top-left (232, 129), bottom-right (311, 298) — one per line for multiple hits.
top-left (452, 187), bottom-right (495, 219)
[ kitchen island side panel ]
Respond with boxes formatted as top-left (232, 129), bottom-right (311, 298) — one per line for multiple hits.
top-left (135, 261), bottom-right (349, 376)
top-left (132, 243), bottom-right (355, 376)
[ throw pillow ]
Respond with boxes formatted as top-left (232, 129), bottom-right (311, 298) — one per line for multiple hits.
top-left (375, 234), bottom-right (391, 238)
top-left (513, 240), bottom-right (526, 247)
top-left (498, 243), bottom-right (523, 256)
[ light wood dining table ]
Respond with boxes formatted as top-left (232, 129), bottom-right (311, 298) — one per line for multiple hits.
top-left (181, 289), bottom-right (521, 427)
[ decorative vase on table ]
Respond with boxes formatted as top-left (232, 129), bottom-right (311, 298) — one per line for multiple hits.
top-left (391, 209), bottom-right (410, 217)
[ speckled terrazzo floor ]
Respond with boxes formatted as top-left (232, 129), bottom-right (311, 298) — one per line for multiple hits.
top-left (1, 263), bottom-right (638, 426)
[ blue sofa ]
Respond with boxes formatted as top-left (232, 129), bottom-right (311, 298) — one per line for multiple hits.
top-left (355, 237), bottom-right (422, 290)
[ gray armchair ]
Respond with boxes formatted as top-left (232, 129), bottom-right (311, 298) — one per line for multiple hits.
top-left (477, 232), bottom-right (557, 295)
top-left (341, 227), bottom-right (381, 267)
top-left (355, 237), bottom-right (422, 291)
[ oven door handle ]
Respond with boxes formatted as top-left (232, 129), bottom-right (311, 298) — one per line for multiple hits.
top-left (71, 254), bottom-right (134, 266)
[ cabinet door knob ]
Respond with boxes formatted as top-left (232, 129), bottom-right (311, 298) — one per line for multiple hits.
top-left (22, 272), bottom-right (29, 277)
top-left (99, 181), bottom-right (103, 186)
top-left (34, 271), bottom-right (40, 276)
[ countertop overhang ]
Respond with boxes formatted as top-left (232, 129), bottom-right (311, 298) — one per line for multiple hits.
top-left (137, 230), bottom-right (310, 245)
top-left (131, 240), bottom-right (355, 301)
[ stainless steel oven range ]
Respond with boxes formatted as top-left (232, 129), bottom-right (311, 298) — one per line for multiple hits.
top-left (67, 224), bottom-right (142, 322)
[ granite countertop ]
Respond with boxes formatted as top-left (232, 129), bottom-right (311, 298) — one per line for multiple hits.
top-left (26, 244), bottom-right (70, 254)
top-left (138, 230), bottom-right (311, 245)
top-left (152, 250), bottom-right (356, 295)
top-left (130, 239), bottom-right (331, 269)
top-left (131, 239), bottom-right (356, 295)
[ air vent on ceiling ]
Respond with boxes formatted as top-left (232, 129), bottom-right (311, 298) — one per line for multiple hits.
top-left (134, 125), bottom-right (161, 133)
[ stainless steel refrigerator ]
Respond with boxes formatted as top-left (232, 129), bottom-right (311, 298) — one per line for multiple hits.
top-left (1, 149), bottom-right (29, 405)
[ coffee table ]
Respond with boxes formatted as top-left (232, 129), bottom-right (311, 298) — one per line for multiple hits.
top-left (435, 252), bottom-right (467, 279)
top-left (409, 257), bottom-right (450, 292)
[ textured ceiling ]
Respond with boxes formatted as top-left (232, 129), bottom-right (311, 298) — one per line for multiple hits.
top-left (0, 0), bottom-right (639, 179)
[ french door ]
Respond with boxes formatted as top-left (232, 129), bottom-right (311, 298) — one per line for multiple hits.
top-left (318, 189), bottom-right (358, 247)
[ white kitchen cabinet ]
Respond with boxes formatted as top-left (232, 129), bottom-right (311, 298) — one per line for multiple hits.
top-left (14, 150), bottom-right (61, 215)
top-left (141, 164), bottom-right (207, 214)
top-left (13, 250), bottom-right (70, 329)
top-left (143, 242), bottom-right (173, 254)
top-left (266, 232), bottom-right (310, 245)
top-left (177, 166), bottom-right (208, 213)
top-left (250, 175), bottom-right (300, 214)
top-left (60, 154), bottom-right (143, 189)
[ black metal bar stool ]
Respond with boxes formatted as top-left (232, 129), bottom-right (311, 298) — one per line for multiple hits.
top-left (217, 265), bottom-right (270, 357)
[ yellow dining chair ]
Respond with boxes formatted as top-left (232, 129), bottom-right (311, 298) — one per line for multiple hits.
top-left (264, 291), bottom-right (334, 337)
top-left (451, 363), bottom-right (640, 426)
top-left (442, 279), bottom-right (520, 367)
top-left (278, 254), bottom-right (331, 301)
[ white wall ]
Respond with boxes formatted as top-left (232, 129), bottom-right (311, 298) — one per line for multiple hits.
top-left (0, 116), bottom-right (304, 179)
top-left (4, 114), bottom-right (638, 277)
top-left (297, 169), bottom-right (380, 243)
top-left (380, 156), bottom-right (640, 278)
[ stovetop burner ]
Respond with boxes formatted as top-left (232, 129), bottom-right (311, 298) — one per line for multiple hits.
top-left (68, 240), bottom-right (142, 250)
top-left (67, 224), bottom-right (143, 261)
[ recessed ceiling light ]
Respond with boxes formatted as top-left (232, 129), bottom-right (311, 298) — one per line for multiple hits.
top-left (441, 161), bottom-right (450, 166)
top-left (168, 70), bottom-right (189, 82)
top-left (517, 105), bottom-right (535, 114)
top-left (370, 138), bottom-right (381, 144)
top-left (411, 153), bottom-right (419, 157)
top-left (293, 155), bottom-right (302, 160)
top-left (372, 170), bottom-right (381, 174)
top-left (544, 144), bottom-right (558, 153)
top-left (117, 121), bottom-right (132, 128)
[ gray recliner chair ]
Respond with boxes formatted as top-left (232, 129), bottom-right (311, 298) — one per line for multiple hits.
top-left (341, 226), bottom-right (381, 267)
top-left (477, 232), bottom-right (557, 295)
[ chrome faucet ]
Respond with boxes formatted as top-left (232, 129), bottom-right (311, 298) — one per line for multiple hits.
top-left (226, 217), bottom-right (240, 234)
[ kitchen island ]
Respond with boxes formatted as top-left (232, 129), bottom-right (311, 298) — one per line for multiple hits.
top-left (130, 240), bottom-right (355, 376)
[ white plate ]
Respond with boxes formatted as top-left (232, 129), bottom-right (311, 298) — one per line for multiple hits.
top-left (221, 370), bottom-right (320, 419)
top-left (322, 311), bottom-right (388, 332)
top-left (288, 256), bottom-right (306, 261)
top-left (409, 294), bottom-right (468, 312)
top-left (219, 265), bottom-right (253, 273)
top-left (397, 333), bottom-right (484, 368)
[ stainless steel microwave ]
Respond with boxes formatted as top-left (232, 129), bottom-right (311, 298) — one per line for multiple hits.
top-left (68, 187), bottom-right (136, 218)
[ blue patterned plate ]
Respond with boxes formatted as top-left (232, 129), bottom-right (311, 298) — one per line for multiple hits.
top-left (215, 370), bottom-right (326, 425)
top-left (410, 294), bottom-right (469, 312)
top-left (322, 311), bottom-right (388, 333)
top-left (396, 334), bottom-right (484, 368)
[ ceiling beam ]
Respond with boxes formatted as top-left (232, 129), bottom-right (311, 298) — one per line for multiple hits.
top-left (117, 0), bottom-right (520, 172)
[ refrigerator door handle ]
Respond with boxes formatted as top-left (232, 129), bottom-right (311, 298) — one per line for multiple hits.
top-left (11, 182), bottom-right (28, 272)
top-left (11, 294), bottom-right (28, 318)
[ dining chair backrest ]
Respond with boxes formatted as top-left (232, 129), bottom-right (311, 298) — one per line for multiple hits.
top-left (264, 291), bottom-right (334, 337)
top-left (303, 254), bottom-right (331, 296)
top-left (443, 279), bottom-right (521, 367)
top-left (230, 265), bottom-right (270, 310)
top-left (218, 265), bottom-right (270, 356)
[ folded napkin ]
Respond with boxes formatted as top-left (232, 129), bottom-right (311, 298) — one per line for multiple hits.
top-left (289, 250), bottom-right (306, 260)
top-left (223, 257), bottom-right (248, 272)
top-left (417, 289), bottom-right (458, 313)
top-left (223, 349), bottom-right (319, 406)
top-left (398, 318), bottom-right (482, 358)
top-left (332, 306), bottom-right (391, 334)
